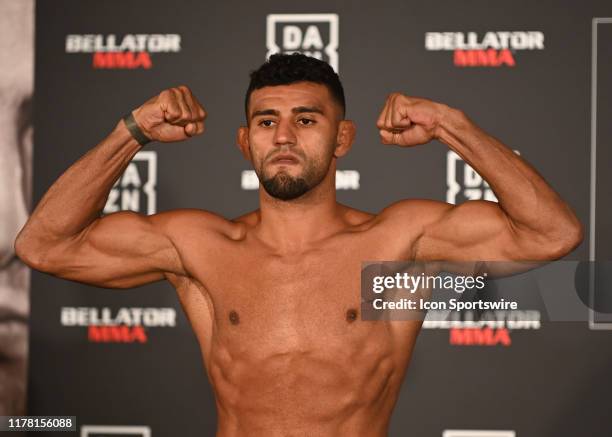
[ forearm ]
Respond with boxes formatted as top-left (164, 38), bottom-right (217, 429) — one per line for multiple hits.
top-left (16, 120), bottom-right (142, 246)
top-left (436, 108), bottom-right (581, 239)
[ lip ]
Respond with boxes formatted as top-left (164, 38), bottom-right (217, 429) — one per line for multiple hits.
top-left (271, 154), bottom-right (300, 165)
top-left (0, 308), bottom-right (27, 324)
top-left (0, 319), bottom-right (27, 360)
top-left (0, 308), bottom-right (28, 360)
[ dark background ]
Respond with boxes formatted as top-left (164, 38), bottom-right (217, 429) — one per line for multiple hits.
top-left (29, 1), bottom-right (612, 436)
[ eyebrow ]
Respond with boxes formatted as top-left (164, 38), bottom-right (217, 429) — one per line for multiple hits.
top-left (250, 106), bottom-right (325, 120)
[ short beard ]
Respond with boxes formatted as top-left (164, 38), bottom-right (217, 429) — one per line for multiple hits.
top-left (261, 172), bottom-right (310, 201)
top-left (254, 142), bottom-right (335, 201)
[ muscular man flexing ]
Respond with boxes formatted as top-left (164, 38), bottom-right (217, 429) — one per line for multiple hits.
top-left (15, 54), bottom-right (582, 436)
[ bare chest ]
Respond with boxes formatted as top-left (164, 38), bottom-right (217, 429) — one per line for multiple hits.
top-left (173, 228), bottom-right (420, 364)
top-left (208, 246), bottom-right (364, 341)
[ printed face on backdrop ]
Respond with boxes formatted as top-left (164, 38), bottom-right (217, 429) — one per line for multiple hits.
top-left (239, 82), bottom-right (352, 200)
top-left (0, 0), bottom-right (33, 415)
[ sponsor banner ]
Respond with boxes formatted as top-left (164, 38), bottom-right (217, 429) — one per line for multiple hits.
top-left (425, 31), bottom-right (545, 67)
top-left (31, 2), bottom-right (606, 436)
top-left (61, 306), bottom-right (176, 344)
top-left (65, 34), bottom-right (181, 69)
top-left (104, 151), bottom-right (157, 215)
top-left (424, 309), bottom-right (540, 347)
top-left (447, 151), bottom-right (519, 204)
top-left (446, 151), bottom-right (497, 204)
top-left (266, 14), bottom-right (339, 71)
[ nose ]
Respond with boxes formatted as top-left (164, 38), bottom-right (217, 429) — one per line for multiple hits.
top-left (273, 118), bottom-right (296, 147)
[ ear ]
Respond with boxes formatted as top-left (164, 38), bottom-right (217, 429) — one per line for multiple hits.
top-left (334, 120), bottom-right (356, 158)
top-left (236, 126), bottom-right (252, 161)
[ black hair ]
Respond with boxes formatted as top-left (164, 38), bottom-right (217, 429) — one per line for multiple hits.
top-left (245, 53), bottom-right (346, 120)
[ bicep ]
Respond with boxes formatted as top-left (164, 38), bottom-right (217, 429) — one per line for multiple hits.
top-left (45, 211), bottom-right (184, 288)
top-left (415, 200), bottom-right (533, 261)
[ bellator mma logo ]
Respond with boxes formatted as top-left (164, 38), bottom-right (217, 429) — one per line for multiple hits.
top-left (61, 306), bottom-right (177, 344)
top-left (104, 151), bottom-right (157, 215)
top-left (266, 14), bottom-right (339, 72)
top-left (423, 310), bottom-right (541, 347)
top-left (425, 31), bottom-right (545, 67)
top-left (65, 33), bottom-right (181, 69)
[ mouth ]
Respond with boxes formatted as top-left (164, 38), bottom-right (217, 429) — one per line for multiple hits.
top-left (270, 154), bottom-right (300, 165)
top-left (0, 310), bottom-right (27, 360)
top-left (0, 309), bottom-right (27, 324)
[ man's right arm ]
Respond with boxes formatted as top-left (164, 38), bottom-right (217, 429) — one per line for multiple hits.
top-left (14, 86), bottom-right (207, 288)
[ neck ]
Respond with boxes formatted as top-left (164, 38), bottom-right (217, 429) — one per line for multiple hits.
top-left (255, 165), bottom-right (343, 252)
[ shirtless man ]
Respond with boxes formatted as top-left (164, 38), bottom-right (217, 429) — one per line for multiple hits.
top-left (15, 54), bottom-right (582, 436)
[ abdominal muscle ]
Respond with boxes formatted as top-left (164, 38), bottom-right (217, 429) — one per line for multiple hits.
top-left (206, 318), bottom-right (420, 437)
top-left (166, 220), bottom-right (424, 437)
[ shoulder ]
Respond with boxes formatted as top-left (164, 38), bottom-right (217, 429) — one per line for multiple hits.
top-left (357, 200), bottom-right (454, 260)
top-left (331, 201), bottom-right (453, 234)
top-left (376, 199), bottom-right (453, 229)
top-left (151, 208), bottom-right (247, 241)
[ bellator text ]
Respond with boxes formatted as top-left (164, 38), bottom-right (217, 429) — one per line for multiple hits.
top-left (61, 307), bottom-right (176, 327)
top-left (65, 34), bottom-right (181, 53)
top-left (425, 31), bottom-right (544, 51)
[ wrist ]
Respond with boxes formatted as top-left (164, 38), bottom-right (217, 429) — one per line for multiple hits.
top-left (434, 104), bottom-right (470, 144)
top-left (122, 111), bottom-right (152, 146)
top-left (113, 118), bottom-right (145, 151)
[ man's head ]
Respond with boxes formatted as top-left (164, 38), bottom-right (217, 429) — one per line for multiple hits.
top-left (244, 53), bottom-right (346, 120)
top-left (238, 54), bottom-right (354, 201)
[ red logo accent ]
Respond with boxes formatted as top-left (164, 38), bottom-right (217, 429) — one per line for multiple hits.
top-left (88, 325), bottom-right (148, 343)
top-left (449, 327), bottom-right (512, 346)
top-left (453, 49), bottom-right (516, 67)
top-left (92, 52), bottom-right (153, 69)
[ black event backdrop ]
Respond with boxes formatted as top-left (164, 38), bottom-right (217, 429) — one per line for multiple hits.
top-left (30, 1), bottom-right (612, 436)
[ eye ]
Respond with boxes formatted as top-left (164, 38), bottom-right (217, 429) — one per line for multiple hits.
top-left (258, 119), bottom-right (275, 127)
top-left (298, 118), bottom-right (316, 125)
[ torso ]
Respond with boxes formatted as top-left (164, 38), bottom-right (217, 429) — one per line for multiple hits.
top-left (165, 205), bottom-right (423, 437)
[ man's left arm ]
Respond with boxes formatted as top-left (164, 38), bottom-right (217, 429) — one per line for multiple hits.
top-left (377, 93), bottom-right (583, 261)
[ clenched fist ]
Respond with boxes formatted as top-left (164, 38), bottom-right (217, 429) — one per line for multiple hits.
top-left (376, 93), bottom-right (448, 147)
top-left (131, 85), bottom-right (206, 143)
